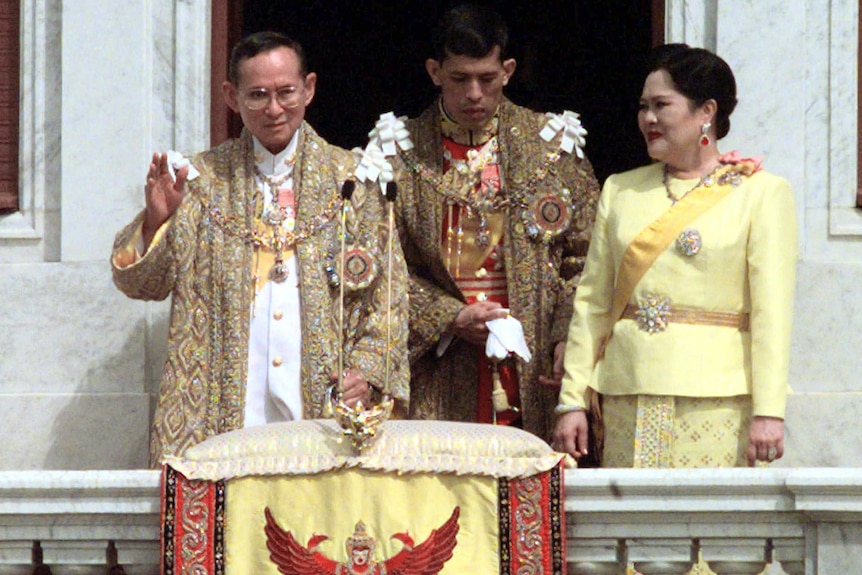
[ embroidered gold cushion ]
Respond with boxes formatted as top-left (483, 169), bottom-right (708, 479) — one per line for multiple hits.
top-left (164, 419), bottom-right (566, 481)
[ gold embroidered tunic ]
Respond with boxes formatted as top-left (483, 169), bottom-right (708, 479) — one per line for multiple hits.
top-left (111, 125), bottom-right (410, 466)
top-left (396, 98), bottom-right (600, 442)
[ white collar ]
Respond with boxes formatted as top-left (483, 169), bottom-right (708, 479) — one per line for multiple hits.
top-left (252, 131), bottom-right (299, 177)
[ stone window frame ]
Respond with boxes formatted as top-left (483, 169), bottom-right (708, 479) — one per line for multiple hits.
top-left (0, 0), bottom-right (60, 262)
top-left (858, 2), bottom-right (862, 209)
top-left (0, 0), bottom-right (19, 212)
top-left (831, 0), bottom-right (862, 231)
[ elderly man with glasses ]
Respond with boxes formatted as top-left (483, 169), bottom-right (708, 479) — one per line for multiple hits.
top-left (111, 31), bottom-right (410, 467)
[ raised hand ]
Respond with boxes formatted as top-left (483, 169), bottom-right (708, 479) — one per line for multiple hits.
top-left (142, 152), bottom-right (188, 251)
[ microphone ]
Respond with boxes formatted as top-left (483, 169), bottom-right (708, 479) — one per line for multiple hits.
top-left (385, 180), bottom-right (397, 202)
top-left (341, 179), bottom-right (355, 201)
top-left (383, 181), bottom-right (397, 397)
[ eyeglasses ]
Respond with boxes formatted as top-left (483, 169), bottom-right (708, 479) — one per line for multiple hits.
top-left (241, 86), bottom-right (303, 111)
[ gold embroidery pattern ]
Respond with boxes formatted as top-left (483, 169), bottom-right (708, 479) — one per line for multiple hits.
top-left (398, 98), bottom-right (600, 442)
top-left (213, 481), bottom-right (226, 575)
top-left (549, 465), bottom-right (565, 573)
top-left (602, 395), bottom-right (750, 468)
top-left (513, 476), bottom-right (544, 574)
top-left (179, 477), bottom-right (212, 574)
top-left (498, 477), bottom-right (512, 572)
top-left (671, 396), bottom-right (750, 468)
top-left (634, 395), bottom-right (674, 468)
top-left (162, 467), bottom-right (178, 575)
top-left (162, 468), bottom-right (225, 575)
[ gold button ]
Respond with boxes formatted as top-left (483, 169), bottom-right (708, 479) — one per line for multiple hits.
top-left (477, 292), bottom-right (488, 301)
top-left (273, 310), bottom-right (283, 320)
top-left (272, 356), bottom-right (283, 367)
top-left (475, 268), bottom-right (488, 278)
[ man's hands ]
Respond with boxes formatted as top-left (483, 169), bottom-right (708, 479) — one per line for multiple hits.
top-left (450, 300), bottom-right (510, 346)
top-left (329, 369), bottom-right (372, 408)
top-left (552, 409), bottom-right (590, 460)
top-left (142, 152), bottom-right (188, 251)
top-left (538, 341), bottom-right (566, 388)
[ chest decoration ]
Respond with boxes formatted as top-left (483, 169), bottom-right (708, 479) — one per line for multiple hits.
top-left (324, 241), bottom-right (379, 290)
top-left (524, 191), bottom-right (573, 241)
top-left (675, 228), bottom-right (702, 257)
top-left (322, 190), bottom-right (380, 292)
top-left (403, 139), bottom-right (574, 246)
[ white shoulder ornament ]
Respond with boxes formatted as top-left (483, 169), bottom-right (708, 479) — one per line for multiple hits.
top-left (367, 112), bottom-right (414, 157)
top-left (539, 110), bottom-right (588, 159)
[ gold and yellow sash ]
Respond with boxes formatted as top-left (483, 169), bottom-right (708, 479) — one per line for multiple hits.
top-left (609, 164), bottom-right (746, 327)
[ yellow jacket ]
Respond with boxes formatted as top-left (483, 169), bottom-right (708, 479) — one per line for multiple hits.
top-left (559, 161), bottom-right (797, 418)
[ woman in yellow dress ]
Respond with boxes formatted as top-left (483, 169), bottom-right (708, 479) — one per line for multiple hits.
top-left (553, 44), bottom-right (797, 469)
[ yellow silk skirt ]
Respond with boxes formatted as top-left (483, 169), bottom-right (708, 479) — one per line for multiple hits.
top-left (601, 394), bottom-right (751, 468)
top-left (605, 394), bottom-right (760, 575)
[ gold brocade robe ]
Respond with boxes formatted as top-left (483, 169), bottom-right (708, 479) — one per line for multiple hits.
top-left (396, 98), bottom-right (600, 441)
top-left (111, 125), bottom-right (410, 467)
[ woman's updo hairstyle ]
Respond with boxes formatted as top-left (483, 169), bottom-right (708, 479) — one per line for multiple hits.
top-left (647, 43), bottom-right (738, 139)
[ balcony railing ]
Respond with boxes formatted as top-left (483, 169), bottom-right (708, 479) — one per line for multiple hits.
top-left (0, 468), bottom-right (859, 574)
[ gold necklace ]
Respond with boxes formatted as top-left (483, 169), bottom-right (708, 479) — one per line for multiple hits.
top-left (253, 163), bottom-right (295, 226)
top-left (210, 191), bottom-right (341, 283)
top-left (662, 162), bottom-right (723, 205)
top-left (210, 198), bottom-right (341, 251)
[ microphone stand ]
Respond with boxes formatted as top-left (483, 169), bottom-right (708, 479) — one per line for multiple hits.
top-left (337, 179), bottom-right (355, 403)
top-left (383, 181), bottom-right (397, 397)
top-left (331, 178), bottom-right (394, 453)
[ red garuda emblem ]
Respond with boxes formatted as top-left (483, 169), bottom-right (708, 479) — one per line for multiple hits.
top-left (264, 506), bottom-right (460, 574)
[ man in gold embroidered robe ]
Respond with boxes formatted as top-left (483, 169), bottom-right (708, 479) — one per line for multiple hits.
top-left (111, 32), bottom-right (409, 467)
top-left (388, 5), bottom-right (600, 442)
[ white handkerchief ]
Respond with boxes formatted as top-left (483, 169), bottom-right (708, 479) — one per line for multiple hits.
top-left (166, 150), bottom-right (200, 182)
top-left (485, 316), bottom-right (532, 362)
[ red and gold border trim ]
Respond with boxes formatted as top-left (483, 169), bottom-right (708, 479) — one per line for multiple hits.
top-left (161, 465), bottom-right (225, 575)
top-left (499, 462), bottom-right (565, 574)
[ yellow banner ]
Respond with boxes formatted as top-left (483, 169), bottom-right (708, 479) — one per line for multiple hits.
top-left (225, 469), bottom-right (499, 574)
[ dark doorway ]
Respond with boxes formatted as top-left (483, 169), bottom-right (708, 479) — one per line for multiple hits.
top-left (231, 1), bottom-right (658, 184)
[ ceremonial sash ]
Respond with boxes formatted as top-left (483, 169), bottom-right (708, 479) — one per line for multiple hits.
top-left (609, 164), bottom-right (745, 329)
top-left (584, 163), bottom-right (753, 467)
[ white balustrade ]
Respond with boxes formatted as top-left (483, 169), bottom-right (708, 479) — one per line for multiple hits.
top-left (0, 468), bottom-right (859, 573)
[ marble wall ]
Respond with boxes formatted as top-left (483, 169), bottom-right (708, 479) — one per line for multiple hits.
top-left (663, 0), bottom-right (862, 468)
top-left (0, 0), bottom-right (209, 469)
top-left (0, 0), bottom-right (859, 469)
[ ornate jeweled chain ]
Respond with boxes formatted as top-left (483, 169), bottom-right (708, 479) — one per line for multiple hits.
top-left (399, 146), bottom-right (564, 240)
top-left (663, 162), bottom-right (746, 205)
top-left (209, 193), bottom-right (342, 253)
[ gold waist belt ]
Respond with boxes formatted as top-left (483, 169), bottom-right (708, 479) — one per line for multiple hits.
top-left (622, 302), bottom-right (750, 333)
